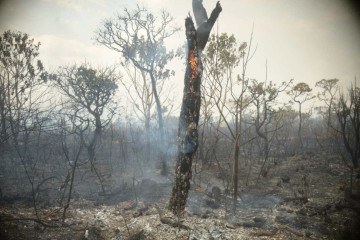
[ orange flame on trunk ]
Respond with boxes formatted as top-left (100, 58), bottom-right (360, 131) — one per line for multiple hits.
top-left (189, 50), bottom-right (198, 80)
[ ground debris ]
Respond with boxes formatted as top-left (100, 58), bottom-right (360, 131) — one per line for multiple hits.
top-left (1, 154), bottom-right (360, 239)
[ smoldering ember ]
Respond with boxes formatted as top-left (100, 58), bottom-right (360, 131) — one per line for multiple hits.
top-left (0, 0), bottom-right (360, 239)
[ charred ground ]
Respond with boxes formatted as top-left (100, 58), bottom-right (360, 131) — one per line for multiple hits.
top-left (1, 152), bottom-right (360, 240)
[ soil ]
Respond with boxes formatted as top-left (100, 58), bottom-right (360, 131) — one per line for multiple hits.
top-left (1, 153), bottom-right (360, 240)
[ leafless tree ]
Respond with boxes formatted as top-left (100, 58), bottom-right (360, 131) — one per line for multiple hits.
top-left (120, 61), bottom-right (175, 164)
top-left (202, 31), bottom-right (255, 212)
top-left (271, 106), bottom-right (298, 156)
top-left (95, 5), bottom-right (180, 166)
top-left (248, 75), bottom-right (292, 180)
top-left (0, 30), bottom-right (54, 219)
top-left (288, 82), bottom-right (315, 149)
top-left (313, 79), bottom-right (340, 153)
top-left (0, 30), bottom-right (47, 150)
top-left (58, 113), bottom-right (88, 221)
top-left (316, 78), bottom-right (340, 128)
top-left (51, 64), bottom-right (119, 194)
top-left (336, 82), bottom-right (360, 169)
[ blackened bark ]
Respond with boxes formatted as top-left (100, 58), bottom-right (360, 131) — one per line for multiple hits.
top-left (169, 17), bottom-right (200, 215)
top-left (169, 1), bottom-right (222, 215)
top-left (194, 0), bottom-right (222, 51)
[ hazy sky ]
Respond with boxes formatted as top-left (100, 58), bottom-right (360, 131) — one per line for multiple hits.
top-left (1, 0), bottom-right (360, 90)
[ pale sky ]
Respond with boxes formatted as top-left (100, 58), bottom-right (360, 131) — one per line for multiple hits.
top-left (1, 0), bottom-right (360, 90)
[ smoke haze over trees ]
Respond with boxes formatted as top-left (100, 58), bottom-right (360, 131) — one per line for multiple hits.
top-left (0, 1), bottom-right (360, 239)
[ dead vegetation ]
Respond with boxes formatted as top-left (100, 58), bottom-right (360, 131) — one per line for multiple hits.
top-left (1, 153), bottom-right (359, 240)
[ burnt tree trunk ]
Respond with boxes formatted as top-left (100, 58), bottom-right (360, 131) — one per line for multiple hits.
top-left (169, 0), bottom-right (222, 215)
top-left (169, 17), bottom-right (200, 215)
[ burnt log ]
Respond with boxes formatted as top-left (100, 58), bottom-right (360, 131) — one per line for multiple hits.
top-left (169, 1), bottom-right (222, 215)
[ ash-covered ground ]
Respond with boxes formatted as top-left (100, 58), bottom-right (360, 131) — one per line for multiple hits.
top-left (1, 153), bottom-right (360, 240)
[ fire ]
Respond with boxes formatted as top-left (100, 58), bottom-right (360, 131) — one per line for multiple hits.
top-left (189, 50), bottom-right (198, 80)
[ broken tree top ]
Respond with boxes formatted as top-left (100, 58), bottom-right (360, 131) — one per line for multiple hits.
top-left (192, 0), bottom-right (222, 51)
top-left (168, 1), bottom-right (222, 215)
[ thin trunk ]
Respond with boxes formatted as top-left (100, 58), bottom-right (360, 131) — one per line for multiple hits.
top-left (232, 133), bottom-right (240, 212)
top-left (0, 90), bottom-right (6, 142)
top-left (149, 73), bottom-right (164, 142)
top-left (88, 115), bottom-right (106, 194)
top-left (149, 72), bottom-right (167, 173)
top-left (62, 141), bottom-right (82, 221)
top-left (298, 102), bottom-right (303, 148)
top-left (145, 117), bottom-right (151, 162)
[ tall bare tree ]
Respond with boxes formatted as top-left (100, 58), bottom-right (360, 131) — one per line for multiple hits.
top-left (0, 30), bottom-right (47, 149)
top-left (202, 32), bottom-right (252, 211)
top-left (248, 76), bottom-right (292, 179)
top-left (120, 61), bottom-right (174, 164)
top-left (95, 6), bottom-right (180, 165)
top-left (121, 63), bottom-right (155, 163)
top-left (316, 79), bottom-right (339, 127)
top-left (336, 82), bottom-right (360, 169)
top-left (51, 64), bottom-right (118, 194)
top-left (288, 82), bottom-right (315, 149)
top-left (0, 30), bottom-right (51, 218)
